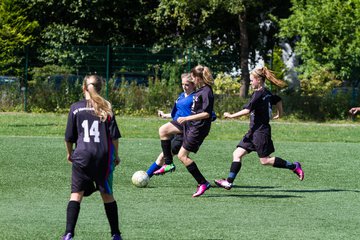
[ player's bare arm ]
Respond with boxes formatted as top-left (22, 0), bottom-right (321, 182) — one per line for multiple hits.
top-left (224, 109), bottom-right (250, 119)
top-left (273, 101), bottom-right (283, 119)
top-left (349, 107), bottom-right (360, 115)
top-left (177, 112), bottom-right (210, 124)
top-left (65, 141), bottom-right (73, 163)
top-left (112, 139), bottom-right (121, 166)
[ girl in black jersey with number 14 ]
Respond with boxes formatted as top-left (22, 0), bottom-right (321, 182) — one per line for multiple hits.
top-left (62, 75), bottom-right (122, 240)
top-left (215, 67), bottom-right (304, 190)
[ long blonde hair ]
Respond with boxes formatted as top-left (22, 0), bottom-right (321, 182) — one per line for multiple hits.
top-left (191, 65), bottom-right (214, 86)
top-left (83, 75), bottom-right (113, 121)
top-left (252, 66), bottom-right (287, 88)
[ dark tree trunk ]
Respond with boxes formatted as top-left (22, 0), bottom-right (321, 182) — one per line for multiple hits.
top-left (239, 11), bottom-right (250, 98)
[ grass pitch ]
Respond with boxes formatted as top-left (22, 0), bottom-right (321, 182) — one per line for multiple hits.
top-left (0, 113), bottom-right (360, 239)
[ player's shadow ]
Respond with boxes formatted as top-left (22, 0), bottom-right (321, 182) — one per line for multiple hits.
top-left (278, 189), bottom-right (360, 193)
top-left (207, 185), bottom-right (303, 199)
top-left (206, 186), bottom-right (360, 198)
top-left (8, 123), bottom-right (59, 127)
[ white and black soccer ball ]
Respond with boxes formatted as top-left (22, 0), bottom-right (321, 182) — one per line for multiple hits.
top-left (131, 170), bottom-right (149, 188)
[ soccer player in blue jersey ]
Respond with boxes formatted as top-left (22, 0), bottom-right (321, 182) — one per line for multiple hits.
top-left (146, 73), bottom-right (196, 177)
top-left (62, 75), bottom-right (122, 240)
top-left (158, 65), bottom-right (215, 197)
top-left (214, 67), bottom-right (304, 190)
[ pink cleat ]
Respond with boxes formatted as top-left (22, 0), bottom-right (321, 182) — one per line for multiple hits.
top-left (153, 163), bottom-right (176, 175)
top-left (214, 179), bottom-right (233, 190)
top-left (293, 162), bottom-right (304, 181)
top-left (192, 182), bottom-right (211, 197)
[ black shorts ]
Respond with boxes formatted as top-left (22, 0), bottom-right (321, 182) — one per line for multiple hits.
top-left (237, 130), bottom-right (274, 158)
top-left (171, 134), bottom-right (183, 155)
top-left (170, 120), bottom-right (184, 132)
top-left (71, 156), bottom-right (115, 197)
top-left (182, 126), bottom-right (209, 153)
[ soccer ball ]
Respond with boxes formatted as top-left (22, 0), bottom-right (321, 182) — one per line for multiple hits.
top-left (131, 170), bottom-right (149, 188)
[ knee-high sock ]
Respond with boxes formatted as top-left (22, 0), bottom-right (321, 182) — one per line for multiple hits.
top-left (227, 161), bottom-right (242, 183)
top-left (186, 162), bottom-right (206, 184)
top-left (65, 201), bottom-right (80, 236)
top-left (104, 201), bottom-right (121, 235)
top-left (161, 140), bottom-right (173, 164)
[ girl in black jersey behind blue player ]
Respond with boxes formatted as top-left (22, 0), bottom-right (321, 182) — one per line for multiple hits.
top-left (62, 75), bottom-right (122, 240)
top-left (215, 67), bottom-right (304, 190)
top-left (159, 65), bottom-right (215, 197)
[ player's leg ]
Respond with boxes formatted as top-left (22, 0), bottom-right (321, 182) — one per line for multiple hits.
top-left (159, 122), bottom-right (181, 169)
top-left (178, 147), bottom-right (210, 197)
top-left (62, 191), bottom-right (84, 239)
top-left (255, 131), bottom-right (304, 180)
top-left (101, 193), bottom-right (122, 240)
top-left (153, 134), bottom-right (181, 175)
top-left (260, 156), bottom-right (304, 180)
top-left (146, 152), bottom-right (164, 178)
top-left (215, 147), bottom-right (248, 190)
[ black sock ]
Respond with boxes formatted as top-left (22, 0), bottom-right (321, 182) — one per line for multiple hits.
top-left (161, 140), bottom-right (173, 164)
top-left (186, 162), bottom-right (206, 184)
top-left (104, 201), bottom-right (121, 235)
top-left (273, 157), bottom-right (296, 170)
top-left (227, 161), bottom-right (242, 183)
top-left (65, 201), bottom-right (80, 236)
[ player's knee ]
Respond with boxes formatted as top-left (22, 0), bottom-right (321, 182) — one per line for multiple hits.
top-left (259, 157), bottom-right (271, 165)
top-left (159, 125), bottom-right (169, 138)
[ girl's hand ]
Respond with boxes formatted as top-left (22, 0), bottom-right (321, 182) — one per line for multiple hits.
top-left (158, 110), bottom-right (165, 118)
top-left (114, 156), bottom-right (121, 166)
top-left (67, 153), bottom-right (73, 163)
top-left (177, 116), bottom-right (187, 124)
top-left (349, 107), bottom-right (359, 115)
top-left (223, 112), bottom-right (232, 118)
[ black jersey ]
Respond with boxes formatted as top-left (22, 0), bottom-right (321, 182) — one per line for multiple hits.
top-left (65, 99), bottom-right (121, 168)
top-left (189, 85), bottom-right (214, 134)
top-left (243, 88), bottom-right (281, 132)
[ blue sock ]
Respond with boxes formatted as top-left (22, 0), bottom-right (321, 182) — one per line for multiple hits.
top-left (146, 162), bottom-right (161, 178)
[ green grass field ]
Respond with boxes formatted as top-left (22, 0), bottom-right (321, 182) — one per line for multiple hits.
top-left (1, 113), bottom-right (360, 239)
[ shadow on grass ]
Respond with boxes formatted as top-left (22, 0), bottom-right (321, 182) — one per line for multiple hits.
top-left (205, 185), bottom-right (360, 198)
top-left (7, 123), bottom-right (59, 127)
top-left (278, 189), bottom-right (360, 193)
top-left (206, 193), bottom-right (302, 199)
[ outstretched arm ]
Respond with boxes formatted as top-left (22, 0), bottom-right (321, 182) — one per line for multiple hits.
top-left (158, 110), bottom-right (172, 119)
top-left (177, 112), bottom-right (210, 124)
top-left (223, 109), bottom-right (250, 119)
top-left (349, 107), bottom-right (360, 115)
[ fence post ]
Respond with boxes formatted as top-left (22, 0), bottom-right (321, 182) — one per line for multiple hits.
top-left (106, 44), bottom-right (110, 99)
top-left (24, 46), bottom-right (29, 112)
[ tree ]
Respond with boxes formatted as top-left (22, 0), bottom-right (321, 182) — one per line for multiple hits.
top-left (148, 0), bottom-right (291, 97)
top-left (0, 0), bottom-right (39, 75)
top-left (279, 0), bottom-right (360, 85)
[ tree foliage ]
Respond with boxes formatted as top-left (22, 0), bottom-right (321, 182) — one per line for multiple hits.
top-left (279, 0), bottom-right (360, 85)
top-left (0, 0), bottom-right (39, 75)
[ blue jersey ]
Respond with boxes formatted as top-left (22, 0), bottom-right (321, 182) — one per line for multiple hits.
top-left (171, 92), bottom-right (195, 120)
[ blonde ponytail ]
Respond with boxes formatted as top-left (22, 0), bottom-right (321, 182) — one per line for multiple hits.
top-left (83, 75), bottom-right (113, 121)
top-left (253, 67), bottom-right (287, 88)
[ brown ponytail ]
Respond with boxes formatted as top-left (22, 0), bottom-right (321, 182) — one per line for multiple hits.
top-left (253, 67), bottom-right (287, 88)
top-left (191, 65), bottom-right (214, 86)
top-left (83, 75), bottom-right (113, 121)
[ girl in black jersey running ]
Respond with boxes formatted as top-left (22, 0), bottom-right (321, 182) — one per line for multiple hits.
top-left (159, 65), bottom-right (215, 197)
top-left (62, 75), bottom-right (122, 240)
top-left (215, 67), bottom-right (304, 190)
